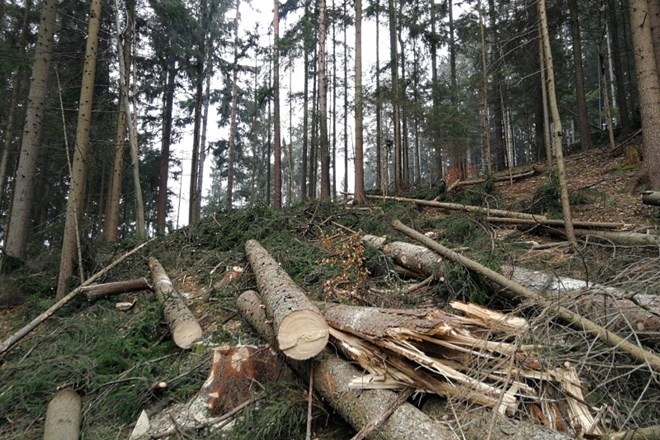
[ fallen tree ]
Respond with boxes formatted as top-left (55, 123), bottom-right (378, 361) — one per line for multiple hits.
top-left (365, 194), bottom-right (546, 220)
top-left (642, 191), bottom-right (660, 207)
top-left (502, 266), bottom-right (660, 337)
top-left (449, 167), bottom-right (543, 191)
top-left (82, 277), bottom-right (152, 301)
top-left (236, 290), bottom-right (454, 440)
top-left (572, 228), bottom-right (660, 246)
top-left (485, 216), bottom-right (626, 230)
top-left (362, 234), bottom-right (444, 277)
top-left (244, 239), bottom-right (329, 360)
top-left (0, 238), bottom-right (154, 359)
top-left (392, 220), bottom-right (660, 372)
top-left (148, 257), bottom-right (203, 349)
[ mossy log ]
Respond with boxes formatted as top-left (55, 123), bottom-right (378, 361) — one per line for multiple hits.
top-left (362, 234), bottom-right (444, 277)
top-left (365, 194), bottom-right (545, 220)
top-left (82, 277), bottom-right (152, 301)
top-left (236, 290), bottom-right (454, 440)
top-left (392, 219), bottom-right (660, 372)
top-left (148, 257), bottom-right (202, 349)
top-left (43, 388), bottom-right (82, 440)
top-left (244, 239), bottom-right (328, 360)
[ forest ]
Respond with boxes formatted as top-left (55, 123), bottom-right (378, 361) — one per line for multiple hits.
top-left (0, 0), bottom-right (659, 438)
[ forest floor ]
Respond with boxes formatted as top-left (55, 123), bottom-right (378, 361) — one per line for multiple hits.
top-left (0, 141), bottom-right (658, 439)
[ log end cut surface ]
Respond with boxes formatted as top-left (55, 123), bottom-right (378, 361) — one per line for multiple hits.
top-left (277, 309), bottom-right (329, 360)
top-left (172, 321), bottom-right (204, 350)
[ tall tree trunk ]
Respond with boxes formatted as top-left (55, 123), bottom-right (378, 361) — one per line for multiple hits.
top-left (0, 0), bottom-right (31, 212)
top-left (343, 0), bottom-right (349, 199)
top-left (478, 0), bottom-right (492, 175)
top-left (273, 0), bottom-right (282, 208)
top-left (318, 0), bottom-right (330, 200)
top-left (647, 0), bottom-right (660, 89)
top-left (309, 45), bottom-right (318, 198)
top-left (607, 0), bottom-right (632, 133)
top-left (57, 0), bottom-right (103, 298)
top-left (115, 0), bottom-right (144, 239)
top-left (3, 0), bottom-right (58, 265)
top-left (156, 54), bottom-right (176, 234)
top-left (538, 33), bottom-right (552, 166)
top-left (488, 0), bottom-right (506, 172)
top-left (431, 1), bottom-right (442, 183)
top-left (538, 0), bottom-right (577, 246)
top-left (331, 0), bottom-right (337, 200)
top-left (389, 0), bottom-right (402, 191)
top-left (630, 0), bottom-right (660, 191)
top-left (226, 0), bottom-right (240, 211)
top-left (301, 1), bottom-right (310, 199)
top-left (376, 0), bottom-right (387, 194)
top-left (105, 49), bottom-right (129, 241)
top-left (567, 0), bottom-right (592, 150)
top-left (354, 0), bottom-right (365, 204)
top-left (397, 3), bottom-right (408, 186)
top-left (197, 73), bottom-right (210, 212)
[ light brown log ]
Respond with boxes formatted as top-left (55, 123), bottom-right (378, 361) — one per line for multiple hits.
top-left (82, 277), bottom-right (152, 301)
top-left (503, 266), bottom-right (660, 336)
top-left (0, 238), bottom-right (155, 359)
top-left (642, 191), bottom-right (660, 207)
top-left (365, 194), bottom-right (546, 220)
top-left (392, 220), bottom-right (660, 372)
top-left (485, 216), bottom-right (626, 230)
top-left (148, 257), bottom-right (202, 349)
top-left (362, 234), bottom-right (444, 277)
top-left (244, 239), bottom-right (328, 360)
top-left (573, 229), bottom-right (660, 246)
top-left (236, 290), bottom-right (455, 440)
top-left (606, 425), bottom-right (660, 440)
top-left (43, 388), bottom-right (82, 440)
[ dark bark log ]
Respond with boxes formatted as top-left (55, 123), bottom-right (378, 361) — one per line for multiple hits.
top-left (244, 240), bottom-right (328, 360)
top-left (392, 220), bottom-right (660, 372)
top-left (148, 257), bottom-right (203, 349)
top-left (362, 234), bottom-right (444, 277)
top-left (366, 194), bottom-right (545, 220)
top-left (236, 290), bottom-right (454, 440)
top-left (82, 277), bottom-right (151, 301)
top-left (44, 388), bottom-right (81, 440)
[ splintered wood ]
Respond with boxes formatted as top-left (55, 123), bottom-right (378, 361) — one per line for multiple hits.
top-left (322, 301), bottom-right (605, 436)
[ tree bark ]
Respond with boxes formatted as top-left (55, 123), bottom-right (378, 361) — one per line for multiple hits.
top-left (478, 0), bottom-right (492, 174)
top-left (389, 0), bottom-right (403, 192)
top-left (362, 234), bottom-right (444, 276)
top-left (318, 0), bottom-right (330, 201)
top-left (236, 290), bottom-right (454, 440)
top-left (226, 0), bottom-right (240, 211)
top-left (567, 0), bottom-right (592, 150)
top-left (538, 0), bottom-right (577, 245)
top-left (156, 52), bottom-right (176, 234)
top-left (642, 190), bottom-right (660, 206)
top-left (82, 277), bottom-right (152, 301)
top-left (484, 216), bottom-right (625, 230)
top-left (629, 0), bottom-right (660, 191)
top-left (354, 0), bottom-right (365, 204)
top-left (56, 0), bottom-right (103, 298)
top-left (104, 86), bottom-right (127, 241)
top-left (392, 220), bottom-right (660, 372)
top-left (244, 239), bottom-right (328, 360)
top-left (273, 0), bottom-right (282, 208)
top-left (43, 388), bottom-right (81, 440)
top-left (148, 257), bottom-right (203, 349)
top-left (606, 0), bottom-right (632, 133)
top-left (4, 0), bottom-right (58, 263)
top-left (365, 194), bottom-right (546, 220)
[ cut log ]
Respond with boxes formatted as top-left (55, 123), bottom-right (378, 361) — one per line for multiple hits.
top-left (362, 234), bottom-right (444, 277)
top-left (392, 220), bottom-right (660, 372)
top-left (244, 239), bottom-right (328, 360)
top-left (642, 191), bottom-right (660, 206)
top-left (43, 388), bottom-right (82, 440)
top-left (366, 194), bottom-right (546, 220)
top-left (236, 290), bottom-right (455, 440)
top-left (485, 216), bottom-right (626, 230)
top-left (147, 257), bottom-right (202, 349)
top-left (503, 266), bottom-right (660, 337)
top-left (0, 238), bottom-right (154, 359)
top-left (82, 277), bottom-right (152, 301)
